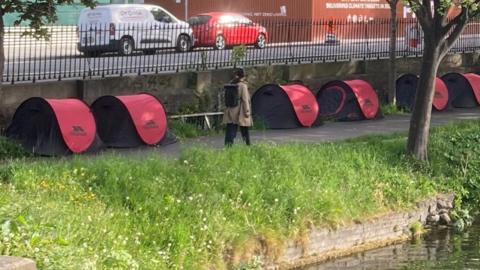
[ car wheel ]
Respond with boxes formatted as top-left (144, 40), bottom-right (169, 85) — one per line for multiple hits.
top-left (255, 33), bottom-right (266, 49)
top-left (214, 35), bottom-right (226, 50)
top-left (119, 37), bottom-right (134, 56)
top-left (176, 35), bottom-right (191, 53)
top-left (143, 49), bottom-right (156, 55)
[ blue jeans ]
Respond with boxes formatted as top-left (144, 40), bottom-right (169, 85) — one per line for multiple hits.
top-left (225, 124), bottom-right (251, 146)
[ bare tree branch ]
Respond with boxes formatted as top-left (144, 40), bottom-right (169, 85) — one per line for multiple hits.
top-left (387, 0), bottom-right (399, 8)
top-left (440, 7), bottom-right (468, 37)
top-left (443, 9), bottom-right (469, 51)
top-left (416, 10), bottom-right (431, 31)
top-left (433, 0), bottom-right (447, 30)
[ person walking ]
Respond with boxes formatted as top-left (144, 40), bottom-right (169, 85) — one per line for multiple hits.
top-left (223, 68), bottom-right (252, 146)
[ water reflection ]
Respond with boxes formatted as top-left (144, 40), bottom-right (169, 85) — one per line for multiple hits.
top-left (305, 219), bottom-right (480, 270)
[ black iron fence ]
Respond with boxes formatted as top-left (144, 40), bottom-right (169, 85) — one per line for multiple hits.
top-left (2, 18), bottom-right (480, 84)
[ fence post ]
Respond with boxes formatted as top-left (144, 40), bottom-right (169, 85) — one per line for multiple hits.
top-left (364, 20), bottom-right (369, 60)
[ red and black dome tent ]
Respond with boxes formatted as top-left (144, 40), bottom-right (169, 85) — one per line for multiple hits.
top-left (316, 80), bottom-right (379, 121)
top-left (441, 73), bottom-right (480, 108)
top-left (396, 74), bottom-right (449, 111)
top-left (91, 94), bottom-right (174, 147)
top-left (251, 83), bottom-right (320, 129)
top-left (6, 98), bottom-right (102, 156)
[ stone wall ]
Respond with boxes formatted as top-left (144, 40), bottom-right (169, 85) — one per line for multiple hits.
top-left (1, 53), bottom-right (479, 128)
top-left (266, 194), bottom-right (454, 269)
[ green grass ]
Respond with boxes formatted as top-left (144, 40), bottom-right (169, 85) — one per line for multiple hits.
top-left (0, 137), bottom-right (30, 160)
top-left (1, 120), bottom-right (480, 269)
top-left (168, 119), bottom-right (220, 139)
top-left (381, 103), bottom-right (410, 116)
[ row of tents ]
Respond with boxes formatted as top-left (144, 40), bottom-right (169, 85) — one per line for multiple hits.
top-left (396, 72), bottom-right (480, 110)
top-left (6, 72), bottom-right (480, 156)
top-left (6, 94), bottom-right (174, 156)
top-left (253, 79), bottom-right (380, 129)
top-left (253, 72), bottom-right (480, 129)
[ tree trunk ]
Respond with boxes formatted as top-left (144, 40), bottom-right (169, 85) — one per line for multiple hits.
top-left (388, 2), bottom-right (397, 104)
top-left (406, 42), bottom-right (440, 161)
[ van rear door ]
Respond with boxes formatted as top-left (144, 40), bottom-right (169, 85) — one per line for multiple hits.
top-left (78, 8), bottom-right (111, 47)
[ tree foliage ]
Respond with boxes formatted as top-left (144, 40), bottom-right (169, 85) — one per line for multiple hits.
top-left (1, 0), bottom-right (96, 36)
top-left (0, 0), bottom-right (97, 94)
top-left (404, 0), bottom-right (480, 58)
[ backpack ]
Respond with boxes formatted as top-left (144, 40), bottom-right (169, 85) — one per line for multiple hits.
top-left (224, 84), bottom-right (240, 108)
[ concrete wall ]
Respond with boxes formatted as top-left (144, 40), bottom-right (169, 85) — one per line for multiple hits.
top-left (0, 80), bottom-right (79, 128)
top-left (268, 194), bottom-right (454, 269)
top-left (1, 53), bottom-right (479, 129)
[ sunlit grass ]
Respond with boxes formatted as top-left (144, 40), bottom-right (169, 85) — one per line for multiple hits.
top-left (1, 120), bottom-right (479, 269)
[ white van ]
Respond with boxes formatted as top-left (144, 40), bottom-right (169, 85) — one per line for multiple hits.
top-left (77, 4), bottom-right (194, 56)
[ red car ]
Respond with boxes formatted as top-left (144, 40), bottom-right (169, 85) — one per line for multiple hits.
top-left (188, 12), bottom-right (268, 50)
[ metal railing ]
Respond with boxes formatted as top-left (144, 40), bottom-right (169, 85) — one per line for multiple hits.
top-left (169, 112), bottom-right (224, 130)
top-left (2, 18), bottom-right (480, 84)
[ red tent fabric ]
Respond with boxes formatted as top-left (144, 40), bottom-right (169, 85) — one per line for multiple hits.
top-left (433, 78), bottom-right (449, 111)
top-left (396, 74), bottom-right (449, 111)
top-left (47, 99), bottom-right (96, 153)
top-left (278, 84), bottom-right (319, 127)
top-left (116, 94), bottom-right (167, 145)
top-left (462, 73), bottom-right (480, 104)
top-left (7, 97), bottom-right (101, 155)
top-left (343, 80), bottom-right (379, 119)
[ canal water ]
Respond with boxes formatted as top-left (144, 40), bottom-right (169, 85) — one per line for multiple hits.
top-left (305, 219), bottom-right (480, 270)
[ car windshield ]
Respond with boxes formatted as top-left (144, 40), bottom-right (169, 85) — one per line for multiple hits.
top-left (238, 17), bottom-right (252, 25)
top-left (188, 15), bottom-right (211, 25)
top-left (150, 8), bottom-right (172, 23)
top-left (218, 15), bottom-right (238, 24)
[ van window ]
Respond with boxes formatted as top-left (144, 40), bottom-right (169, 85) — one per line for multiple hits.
top-left (187, 15), bottom-right (211, 26)
top-left (151, 8), bottom-right (172, 23)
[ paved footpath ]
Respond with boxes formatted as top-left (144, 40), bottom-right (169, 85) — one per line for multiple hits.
top-left (111, 108), bottom-right (480, 159)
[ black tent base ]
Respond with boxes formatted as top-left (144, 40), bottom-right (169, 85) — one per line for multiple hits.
top-left (442, 73), bottom-right (479, 108)
top-left (6, 98), bottom-right (103, 156)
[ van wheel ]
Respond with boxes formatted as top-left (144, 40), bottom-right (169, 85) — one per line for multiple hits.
top-left (175, 35), bottom-right (191, 53)
top-left (214, 35), bottom-right (226, 50)
top-left (119, 37), bottom-right (134, 56)
top-left (255, 33), bottom-right (266, 49)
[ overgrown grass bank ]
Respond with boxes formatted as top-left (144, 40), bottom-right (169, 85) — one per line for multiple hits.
top-left (1, 121), bottom-right (479, 269)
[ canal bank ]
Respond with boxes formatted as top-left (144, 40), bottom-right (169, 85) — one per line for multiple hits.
top-left (268, 194), bottom-right (454, 269)
top-left (1, 119), bottom-right (479, 269)
top-left (308, 217), bottom-right (480, 269)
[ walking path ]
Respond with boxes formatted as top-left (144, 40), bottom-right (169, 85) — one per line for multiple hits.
top-left (115, 108), bottom-right (480, 159)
